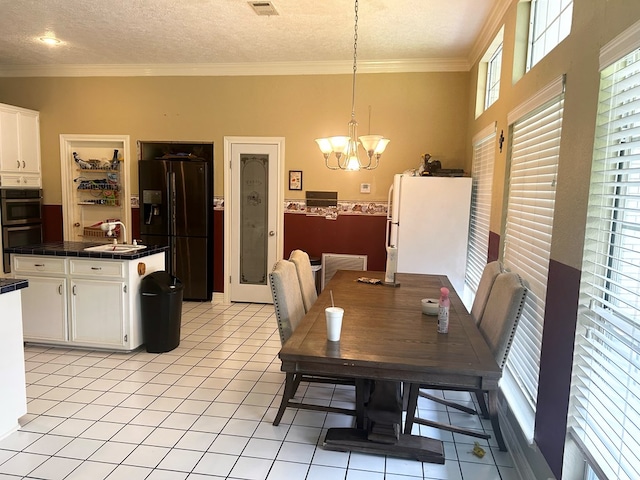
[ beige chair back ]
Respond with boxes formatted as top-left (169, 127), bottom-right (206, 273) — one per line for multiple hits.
top-left (478, 271), bottom-right (527, 369)
top-left (269, 260), bottom-right (306, 345)
top-left (470, 261), bottom-right (503, 325)
top-left (289, 249), bottom-right (318, 313)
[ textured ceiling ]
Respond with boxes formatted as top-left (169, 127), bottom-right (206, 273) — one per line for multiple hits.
top-left (0, 0), bottom-right (502, 75)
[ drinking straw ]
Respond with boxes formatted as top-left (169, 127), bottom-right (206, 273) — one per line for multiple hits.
top-left (330, 290), bottom-right (335, 308)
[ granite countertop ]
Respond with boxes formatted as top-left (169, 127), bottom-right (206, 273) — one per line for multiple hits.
top-left (4, 242), bottom-right (169, 260)
top-left (0, 278), bottom-right (29, 295)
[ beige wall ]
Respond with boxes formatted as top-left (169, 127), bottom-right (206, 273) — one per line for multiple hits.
top-left (0, 71), bottom-right (470, 205)
top-left (467, 0), bottom-right (640, 270)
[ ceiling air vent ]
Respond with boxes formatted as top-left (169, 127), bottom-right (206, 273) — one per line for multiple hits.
top-left (249, 1), bottom-right (279, 16)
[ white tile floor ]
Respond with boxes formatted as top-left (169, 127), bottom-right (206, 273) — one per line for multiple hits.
top-left (0, 301), bottom-right (521, 480)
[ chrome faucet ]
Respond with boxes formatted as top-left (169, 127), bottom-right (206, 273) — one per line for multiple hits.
top-left (100, 221), bottom-right (127, 244)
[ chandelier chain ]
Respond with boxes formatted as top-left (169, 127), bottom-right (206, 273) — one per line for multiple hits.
top-left (351, 0), bottom-right (358, 118)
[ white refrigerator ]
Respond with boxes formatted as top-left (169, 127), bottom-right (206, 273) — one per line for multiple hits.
top-left (386, 174), bottom-right (472, 294)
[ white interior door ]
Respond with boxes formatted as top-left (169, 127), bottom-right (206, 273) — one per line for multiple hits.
top-left (224, 137), bottom-right (284, 303)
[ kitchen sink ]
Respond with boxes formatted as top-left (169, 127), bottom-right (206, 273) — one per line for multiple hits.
top-left (83, 244), bottom-right (147, 253)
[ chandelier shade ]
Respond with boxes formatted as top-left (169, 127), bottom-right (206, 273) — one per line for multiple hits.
top-left (315, 0), bottom-right (389, 171)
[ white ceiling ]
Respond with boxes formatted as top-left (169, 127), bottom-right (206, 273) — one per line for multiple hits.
top-left (0, 0), bottom-right (507, 77)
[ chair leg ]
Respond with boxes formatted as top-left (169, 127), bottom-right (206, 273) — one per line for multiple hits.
top-left (475, 390), bottom-right (490, 419)
top-left (292, 373), bottom-right (302, 397)
top-left (487, 389), bottom-right (507, 451)
top-left (403, 383), bottom-right (419, 435)
top-left (273, 372), bottom-right (297, 426)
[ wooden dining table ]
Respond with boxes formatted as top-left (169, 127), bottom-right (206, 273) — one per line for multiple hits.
top-left (277, 270), bottom-right (502, 463)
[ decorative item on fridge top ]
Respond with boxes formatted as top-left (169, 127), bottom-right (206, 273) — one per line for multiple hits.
top-left (408, 153), bottom-right (465, 177)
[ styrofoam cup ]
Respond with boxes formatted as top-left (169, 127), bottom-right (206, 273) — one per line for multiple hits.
top-left (325, 307), bottom-right (344, 342)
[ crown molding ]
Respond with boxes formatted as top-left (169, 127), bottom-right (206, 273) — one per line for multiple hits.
top-left (468, 0), bottom-right (513, 67)
top-left (0, 57), bottom-right (470, 78)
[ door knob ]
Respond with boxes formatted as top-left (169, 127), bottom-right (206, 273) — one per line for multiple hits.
top-left (269, 231), bottom-right (275, 236)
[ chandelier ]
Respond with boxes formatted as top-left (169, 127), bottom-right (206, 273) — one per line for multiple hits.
top-left (315, 0), bottom-right (389, 171)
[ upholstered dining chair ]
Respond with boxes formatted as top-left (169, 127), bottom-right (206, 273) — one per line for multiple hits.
top-left (470, 260), bottom-right (503, 325)
top-left (289, 249), bottom-right (318, 313)
top-left (416, 261), bottom-right (503, 413)
top-left (268, 259), bottom-right (360, 426)
top-left (404, 271), bottom-right (527, 451)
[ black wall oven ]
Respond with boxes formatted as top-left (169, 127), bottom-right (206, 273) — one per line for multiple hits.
top-left (1, 189), bottom-right (43, 273)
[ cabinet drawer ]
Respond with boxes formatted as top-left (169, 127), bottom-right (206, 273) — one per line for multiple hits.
top-left (70, 259), bottom-right (124, 278)
top-left (13, 256), bottom-right (66, 274)
top-left (0, 173), bottom-right (42, 188)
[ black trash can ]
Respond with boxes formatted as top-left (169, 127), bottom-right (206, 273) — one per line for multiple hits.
top-left (140, 271), bottom-right (183, 353)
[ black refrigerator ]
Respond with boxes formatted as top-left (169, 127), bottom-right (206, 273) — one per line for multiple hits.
top-left (139, 156), bottom-right (213, 301)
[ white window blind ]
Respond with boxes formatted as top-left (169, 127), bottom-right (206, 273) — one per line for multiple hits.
top-left (567, 44), bottom-right (640, 480)
top-left (502, 84), bottom-right (564, 441)
top-left (463, 127), bottom-right (496, 308)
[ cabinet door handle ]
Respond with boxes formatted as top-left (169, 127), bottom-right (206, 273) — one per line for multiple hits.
top-left (58, 284), bottom-right (63, 295)
top-left (16, 160), bottom-right (20, 168)
top-left (22, 161), bottom-right (26, 168)
top-left (72, 285), bottom-right (77, 295)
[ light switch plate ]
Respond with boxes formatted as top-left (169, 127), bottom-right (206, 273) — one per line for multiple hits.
top-left (360, 183), bottom-right (371, 194)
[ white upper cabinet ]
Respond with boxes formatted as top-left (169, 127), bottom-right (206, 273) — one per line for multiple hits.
top-left (0, 103), bottom-right (42, 188)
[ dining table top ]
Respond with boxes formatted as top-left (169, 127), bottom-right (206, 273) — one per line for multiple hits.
top-left (279, 270), bottom-right (501, 390)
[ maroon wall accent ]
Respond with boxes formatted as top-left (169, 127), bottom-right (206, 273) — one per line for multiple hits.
top-left (43, 205), bottom-right (141, 244)
top-left (284, 213), bottom-right (388, 271)
top-left (42, 204), bottom-right (63, 242)
top-left (42, 205), bottom-right (386, 293)
top-left (488, 230), bottom-right (500, 262)
top-left (535, 259), bottom-right (581, 478)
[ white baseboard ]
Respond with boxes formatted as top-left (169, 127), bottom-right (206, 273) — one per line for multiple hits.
top-left (212, 292), bottom-right (228, 304)
top-left (498, 393), bottom-right (556, 480)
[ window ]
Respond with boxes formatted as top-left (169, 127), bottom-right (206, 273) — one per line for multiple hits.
top-left (463, 125), bottom-right (496, 309)
top-left (567, 35), bottom-right (640, 480)
top-left (486, 43), bottom-right (503, 109)
top-left (476, 28), bottom-right (504, 116)
top-left (500, 76), bottom-right (565, 441)
top-left (527, 0), bottom-right (573, 70)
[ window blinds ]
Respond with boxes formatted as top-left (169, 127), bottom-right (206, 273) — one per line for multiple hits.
top-left (464, 128), bottom-right (496, 304)
top-left (568, 45), bottom-right (640, 480)
top-left (502, 85), bottom-right (564, 440)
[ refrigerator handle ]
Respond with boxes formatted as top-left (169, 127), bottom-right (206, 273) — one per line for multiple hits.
top-left (385, 183), bottom-right (394, 247)
top-left (386, 183), bottom-right (394, 221)
top-left (167, 171), bottom-right (178, 275)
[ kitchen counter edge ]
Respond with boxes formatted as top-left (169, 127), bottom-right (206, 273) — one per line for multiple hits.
top-left (0, 278), bottom-right (29, 295)
top-left (4, 242), bottom-right (169, 261)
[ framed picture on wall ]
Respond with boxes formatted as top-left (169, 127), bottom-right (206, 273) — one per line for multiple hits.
top-left (289, 170), bottom-right (303, 190)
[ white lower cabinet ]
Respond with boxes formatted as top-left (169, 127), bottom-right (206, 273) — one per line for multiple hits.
top-left (12, 253), bottom-right (165, 351)
top-left (70, 278), bottom-right (126, 347)
top-left (21, 276), bottom-right (67, 342)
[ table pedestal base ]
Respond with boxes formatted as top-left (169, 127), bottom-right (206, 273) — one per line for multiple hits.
top-left (323, 428), bottom-right (445, 464)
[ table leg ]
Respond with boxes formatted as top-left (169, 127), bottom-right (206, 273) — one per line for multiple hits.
top-left (324, 380), bottom-right (445, 464)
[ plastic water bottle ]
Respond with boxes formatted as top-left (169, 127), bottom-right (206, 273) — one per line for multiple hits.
top-left (437, 287), bottom-right (450, 334)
